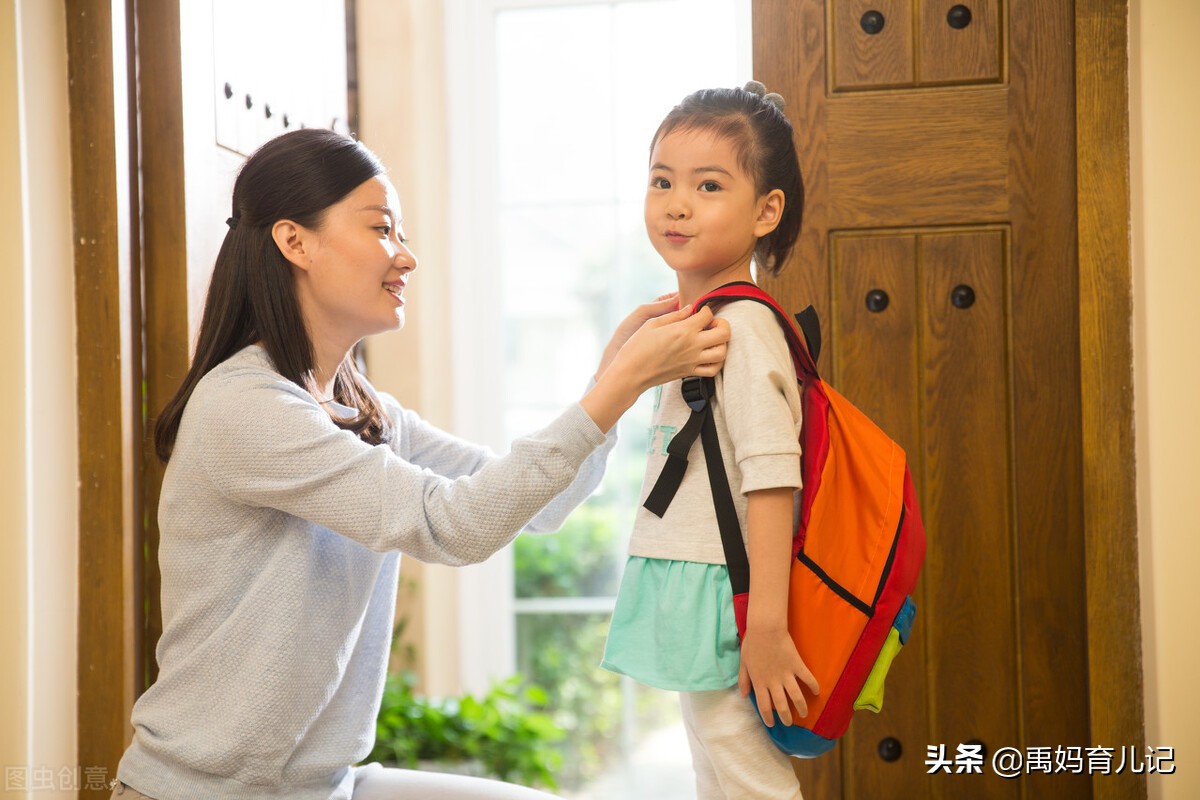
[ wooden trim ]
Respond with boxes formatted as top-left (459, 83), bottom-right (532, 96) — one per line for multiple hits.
top-left (1076, 2), bottom-right (1145, 798)
top-left (135, 0), bottom-right (189, 693)
top-left (66, 0), bottom-right (140, 792)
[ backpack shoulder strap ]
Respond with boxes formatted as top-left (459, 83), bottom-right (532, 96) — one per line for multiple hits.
top-left (794, 305), bottom-right (822, 364)
top-left (694, 282), bottom-right (821, 380)
top-left (642, 376), bottom-right (714, 518)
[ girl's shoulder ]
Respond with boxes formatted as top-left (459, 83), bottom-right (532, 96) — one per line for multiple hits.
top-left (712, 294), bottom-right (785, 331)
top-left (713, 297), bottom-right (792, 358)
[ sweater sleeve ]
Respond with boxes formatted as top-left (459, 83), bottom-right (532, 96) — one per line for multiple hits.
top-left (193, 368), bottom-right (609, 565)
top-left (380, 391), bottom-right (618, 533)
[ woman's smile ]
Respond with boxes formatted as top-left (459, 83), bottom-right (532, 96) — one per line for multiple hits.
top-left (383, 280), bottom-right (406, 305)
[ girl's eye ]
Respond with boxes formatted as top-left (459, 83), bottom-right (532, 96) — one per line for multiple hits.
top-left (375, 225), bottom-right (392, 236)
top-left (651, 177), bottom-right (671, 190)
top-left (699, 181), bottom-right (721, 192)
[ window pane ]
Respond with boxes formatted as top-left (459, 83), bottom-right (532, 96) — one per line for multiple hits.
top-left (612, 0), bottom-right (744, 196)
top-left (496, 6), bottom-right (615, 206)
top-left (516, 612), bottom-right (683, 793)
top-left (497, 203), bottom-right (618, 409)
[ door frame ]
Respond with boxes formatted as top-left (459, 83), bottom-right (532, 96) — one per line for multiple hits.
top-left (67, 0), bottom-right (143, 790)
top-left (70, 1), bottom-right (1141, 797)
top-left (1075, 2), bottom-right (1144, 799)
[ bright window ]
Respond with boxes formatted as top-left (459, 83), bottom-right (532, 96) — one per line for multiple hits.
top-left (447, 1), bottom-right (749, 795)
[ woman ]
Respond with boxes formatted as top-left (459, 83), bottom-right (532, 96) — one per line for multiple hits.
top-left (111, 128), bottom-right (729, 800)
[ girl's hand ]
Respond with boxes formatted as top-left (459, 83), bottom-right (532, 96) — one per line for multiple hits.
top-left (580, 303), bottom-right (729, 432)
top-left (738, 627), bottom-right (819, 727)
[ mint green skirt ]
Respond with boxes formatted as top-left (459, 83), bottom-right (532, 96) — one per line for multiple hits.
top-left (601, 556), bottom-right (742, 692)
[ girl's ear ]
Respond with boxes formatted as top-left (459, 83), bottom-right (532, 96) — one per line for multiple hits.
top-left (272, 219), bottom-right (312, 271)
top-left (754, 189), bottom-right (785, 238)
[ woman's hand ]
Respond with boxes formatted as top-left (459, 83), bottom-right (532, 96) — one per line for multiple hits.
top-left (595, 293), bottom-right (681, 379)
top-left (600, 300), bottom-right (731, 387)
top-left (581, 300), bottom-right (730, 432)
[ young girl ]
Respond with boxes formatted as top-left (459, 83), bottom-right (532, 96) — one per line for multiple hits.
top-left (601, 82), bottom-right (817, 799)
top-left (110, 128), bottom-right (730, 800)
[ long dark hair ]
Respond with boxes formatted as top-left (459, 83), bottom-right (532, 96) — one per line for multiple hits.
top-left (155, 128), bottom-right (394, 462)
top-left (651, 84), bottom-right (804, 275)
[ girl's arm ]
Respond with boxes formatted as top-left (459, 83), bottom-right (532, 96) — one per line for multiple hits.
top-left (738, 486), bottom-right (820, 727)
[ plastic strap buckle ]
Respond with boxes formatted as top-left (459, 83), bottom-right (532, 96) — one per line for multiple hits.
top-left (681, 376), bottom-right (713, 412)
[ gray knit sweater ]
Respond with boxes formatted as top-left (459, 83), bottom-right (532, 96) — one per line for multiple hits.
top-left (117, 345), bottom-right (615, 800)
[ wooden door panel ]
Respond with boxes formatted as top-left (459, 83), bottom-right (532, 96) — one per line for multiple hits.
top-left (829, 229), bottom-right (1018, 798)
top-left (829, 0), bottom-right (1004, 90)
top-left (830, 233), bottom-right (920, 451)
top-left (917, 0), bottom-right (1003, 85)
top-left (828, 90), bottom-right (1009, 227)
top-left (831, 0), bottom-right (914, 91)
top-left (919, 229), bottom-right (1018, 799)
top-left (831, 232), bottom-right (932, 799)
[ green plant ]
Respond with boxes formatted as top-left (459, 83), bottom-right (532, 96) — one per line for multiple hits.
top-left (514, 503), bottom-right (625, 598)
top-left (367, 670), bottom-right (565, 790)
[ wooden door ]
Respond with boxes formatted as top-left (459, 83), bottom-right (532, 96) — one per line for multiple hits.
top-left (754, 1), bottom-right (1090, 798)
top-left (137, 0), bottom-right (354, 690)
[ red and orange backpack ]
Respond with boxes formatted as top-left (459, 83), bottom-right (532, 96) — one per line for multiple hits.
top-left (643, 282), bottom-right (927, 757)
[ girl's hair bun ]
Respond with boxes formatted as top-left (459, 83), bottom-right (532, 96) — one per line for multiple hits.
top-left (743, 80), bottom-right (785, 111)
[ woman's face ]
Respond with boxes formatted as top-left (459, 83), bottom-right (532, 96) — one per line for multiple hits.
top-left (290, 175), bottom-right (417, 350)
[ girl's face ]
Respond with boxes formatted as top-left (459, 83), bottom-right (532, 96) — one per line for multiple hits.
top-left (644, 126), bottom-right (782, 293)
top-left (284, 175), bottom-right (417, 351)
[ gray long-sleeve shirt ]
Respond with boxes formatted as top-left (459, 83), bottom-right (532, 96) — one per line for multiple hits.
top-left (117, 344), bottom-right (615, 800)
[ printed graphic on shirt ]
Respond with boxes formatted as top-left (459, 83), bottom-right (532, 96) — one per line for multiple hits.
top-left (647, 384), bottom-right (675, 455)
top-left (647, 423), bottom-right (678, 456)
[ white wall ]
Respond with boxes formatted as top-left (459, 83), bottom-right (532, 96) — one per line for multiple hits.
top-left (0, 1), bottom-right (80, 797)
top-left (1132, 1), bottom-right (1200, 798)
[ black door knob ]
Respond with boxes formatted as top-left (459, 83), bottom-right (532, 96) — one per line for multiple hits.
top-left (951, 284), bottom-right (976, 309)
top-left (860, 10), bottom-right (886, 35)
top-left (947, 5), bottom-right (973, 29)
top-left (878, 737), bottom-right (903, 762)
top-left (865, 289), bottom-right (890, 313)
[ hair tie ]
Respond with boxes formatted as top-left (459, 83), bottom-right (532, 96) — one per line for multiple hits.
top-left (226, 216), bottom-right (240, 230)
